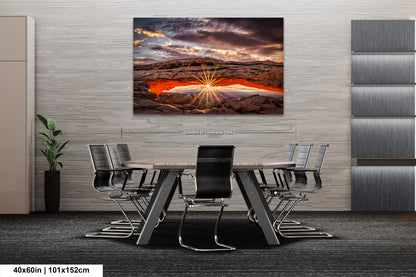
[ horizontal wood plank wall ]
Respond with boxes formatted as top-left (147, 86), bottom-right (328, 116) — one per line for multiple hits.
top-left (1, 0), bottom-right (416, 211)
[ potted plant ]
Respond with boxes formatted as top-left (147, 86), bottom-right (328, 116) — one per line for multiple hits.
top-left (37, 115), bottom-right (69, 212)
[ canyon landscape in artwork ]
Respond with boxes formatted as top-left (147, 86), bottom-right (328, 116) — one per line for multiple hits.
top-left (133, 18), bottom-right (284, 114)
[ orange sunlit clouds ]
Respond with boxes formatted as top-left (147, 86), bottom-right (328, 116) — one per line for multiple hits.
top-left (133, 39), bottom-right (147, 46)
top-left (143, 30), bottom-right (166, 38)
top-left (135, 27), bottom-right (166, 38)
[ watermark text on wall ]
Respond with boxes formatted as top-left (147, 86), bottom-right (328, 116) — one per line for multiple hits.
top-left (183, 130), bottom-right (235, 136)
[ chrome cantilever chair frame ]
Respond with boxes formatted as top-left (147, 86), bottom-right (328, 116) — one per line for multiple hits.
top-left (178, 198), bottom-right (235, 252)
top-left (268, 144), bottom-right (313, 222)
top-left (107, 143), bottom-right (167, 227)
top-left (89, 170), bottom-right (148, 238)
top-left (273, 144), bottom-right (332, 238)
top-left (107, 143), bottom-right (147, 227)
top-left (85, 144), bottom-right (149, 239)
top-left (248, 144), bottom-right (299, 224)
top-left (178, 145), bottom-right (236, 252)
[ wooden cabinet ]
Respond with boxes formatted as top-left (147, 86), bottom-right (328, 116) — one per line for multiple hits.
top-left (0, 16), bottom-right (34, 214)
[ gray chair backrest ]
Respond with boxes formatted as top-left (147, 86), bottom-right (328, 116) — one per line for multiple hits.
top-left (285, 143), bottom-right (298, 161)
top-left (89, 144), bottom-right (111, 171)
top-left (88, 145), bottom-right (112, 192)
top-left (293, 144), bottom-right (328, 192)
top-left (117, 143), bottom-right (134, 181)
top-left (106, 143), bottom-right (133, 184)
top-left (314, 144), bottom-right (329, 172)
top-left (295, 144), bottom-right (312, 168)
top-left (117, 144), bottom-right (132, 164)
top-left (107, 144), bottom-right (122, 169)
top-left (293, 171), bottom-right (323, 193)
top-left (195, 145), bottom-right (234, 199)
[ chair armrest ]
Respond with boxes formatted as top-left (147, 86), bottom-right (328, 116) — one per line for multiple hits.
top-left (95, 169), bottom-right (128, 174)
top-left (290, 186), bottom-right (319, 193)
top-left (95, 169), bottom-right (132, 191)
top-left (177, 171), bottom-right (194, 198)
top-left (179, 171), bottom-right (194, 180)
top-left (284, 168), bottom-right (319, 173)
top-left (114, 167), bottom-right (147, 172)
top-left (273, 167), bottom-right (294, 172)
top-left (180, 172), bottom-right (194, 177)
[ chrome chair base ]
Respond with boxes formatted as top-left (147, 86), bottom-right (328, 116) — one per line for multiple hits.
top-left (279, 225), bottom-right (316, 231)
top-left (111, 219), bottom-right (141, 225)
top-left (281, 220), bottom-right (301, 225)
top-left (273, 197), bottom-right (333, 239)
top-left (247, 209), bottom-right (301, 225)
top-left (178, 205), bottom-right (236, 252)
top-left (85, 229), bottom-right (141, 239)
top-left (279, 230), bottom-right (333, 238)
top-left (86, 196), bottom-right (146, 239)
top-left (110, 209), bottom-right (166, 226)
top-left (102, 225), bottom-right (138, 231)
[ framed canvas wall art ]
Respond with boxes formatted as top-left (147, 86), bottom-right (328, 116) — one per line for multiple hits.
top-left (133, 18), bottom-right (284, 114)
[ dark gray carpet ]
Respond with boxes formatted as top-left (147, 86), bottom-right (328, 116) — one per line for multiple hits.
top-left (1, 211), bottom-right (416, 276)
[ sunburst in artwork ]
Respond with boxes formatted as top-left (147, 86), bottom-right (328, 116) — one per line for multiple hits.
top-left (190, 65), bottom-right (225, 109)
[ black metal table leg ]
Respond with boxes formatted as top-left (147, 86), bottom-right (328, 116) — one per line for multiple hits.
top-left (234, 170), bottom-right (280, 246)
top-left (163, 176), bottom-right (179, 212)
top-left (136, 169), bottom-right (182, 245)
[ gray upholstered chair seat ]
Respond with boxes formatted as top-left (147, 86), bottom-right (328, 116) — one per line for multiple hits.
top-left (96, 186), bottom-right (115, 192)
top-left (267, 187), bottom-right (290, 194)
top-left (112, 182), bottom-right (151, 194)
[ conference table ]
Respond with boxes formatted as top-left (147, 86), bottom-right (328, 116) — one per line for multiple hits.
top-left (122, 157), bottom-right (295, 246)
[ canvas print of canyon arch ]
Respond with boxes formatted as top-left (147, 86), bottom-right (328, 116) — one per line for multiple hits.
top-left (133, 18), bottom-right (284, 114)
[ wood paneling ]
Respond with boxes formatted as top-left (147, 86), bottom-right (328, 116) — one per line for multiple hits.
top-left (1, 0), bottom-right (415, 211)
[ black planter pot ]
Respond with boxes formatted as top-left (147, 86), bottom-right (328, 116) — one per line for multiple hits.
top-left (44, 171), bottom-right (60, 212)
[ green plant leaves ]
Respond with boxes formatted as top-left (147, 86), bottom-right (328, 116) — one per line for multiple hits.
top-left (39, 133), bottom-right (52, 145)
top-left (37, 115), bottom-right (69, 171)
top-left (36, 114), bottom-right (48, 129)
top-left (53, 130), bottom-right (64, 136)
top-left (57, 140), bottom-right (69, 153)
top-left (47, 118), bottom-right (56, 131)
top-left (45, 149), bottom-right (55, 165)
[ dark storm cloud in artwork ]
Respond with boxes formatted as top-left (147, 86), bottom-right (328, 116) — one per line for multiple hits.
top-left (211, 18), bottom-right (284, 43)
top-left (133, 18), bottom-right (284, 64)
top-left (171, 18), bottom-right (284, 49)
